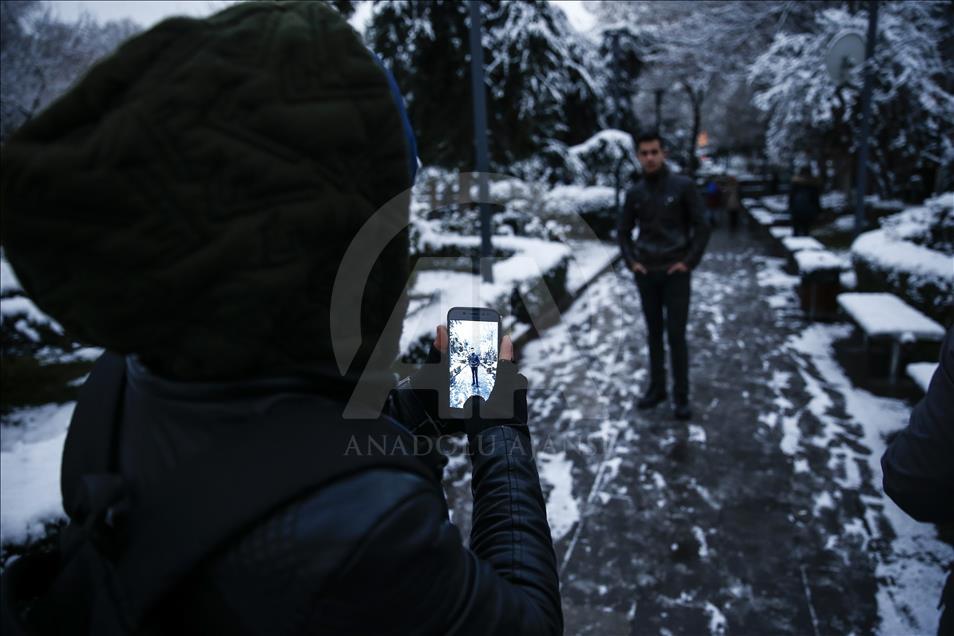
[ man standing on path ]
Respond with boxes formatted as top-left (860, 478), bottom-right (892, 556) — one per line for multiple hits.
top-left (618, 131), bottom-right (710, 420)
top-left (469, 348), bottom-right (481, 386)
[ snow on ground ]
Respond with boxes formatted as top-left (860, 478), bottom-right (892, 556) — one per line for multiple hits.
top-left (755, 254), bottom-right (953, 635)
top-left (565, 240), bottom-right (618, 295)
top-left (1, 403), bottom-right (74, 547)
top-left (789, 324), bottom-right (950, 635)
top-left (537, 451), bottom-right (581, 542)
top-left (906, 362), bottom-right (938, 393)
top-left (1, 249), bottom-right (22, 294)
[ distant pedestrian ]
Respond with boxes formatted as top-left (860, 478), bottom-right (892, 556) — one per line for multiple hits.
top-left (724, 176), bottom-right (743, 230)
top-left (469, 348), bottom-right (481, 386)
top-left (704, 179), bottom-right (723, 227)
top-left (618, 131), bottom-right (711, 420)
top-left (788, 167), bottom-right (821, 236)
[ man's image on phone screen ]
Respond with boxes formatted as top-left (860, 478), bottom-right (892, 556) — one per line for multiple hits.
top-left (448, 319), bottom-right (499, 408)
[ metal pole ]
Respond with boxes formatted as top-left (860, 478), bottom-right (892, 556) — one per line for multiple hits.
top-left (612, 31), bottom-right (621, 129)
top-left (654, 89), bottom-right (664, 130)
top-left (468, 0), bottom-right (493, 283)
top-left (854, 0), bottom-right (879, 237)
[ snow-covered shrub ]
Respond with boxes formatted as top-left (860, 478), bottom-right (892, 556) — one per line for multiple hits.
top-left (543, 185), bottom-right (619, 240)
top-left (567, 129), bottom-right (638, 188)
top-left (1, 250), bottom-right (98, 416)
top-left (850, 192), bottom-right (954, 324)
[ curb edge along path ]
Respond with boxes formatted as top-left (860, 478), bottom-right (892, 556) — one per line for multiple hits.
top-left (441, 228), bottom-right (952, 636)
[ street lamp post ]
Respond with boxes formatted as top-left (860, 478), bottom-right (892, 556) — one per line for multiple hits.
top-left (468, 0), bottom-right (493, 283)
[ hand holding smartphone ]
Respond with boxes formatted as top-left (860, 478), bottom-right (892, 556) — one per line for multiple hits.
top-left (392, 307), bottom-right (525, 436)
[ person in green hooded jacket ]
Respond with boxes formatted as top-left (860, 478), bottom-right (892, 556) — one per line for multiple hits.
top-left (0, 2), bottom-right (563, 634)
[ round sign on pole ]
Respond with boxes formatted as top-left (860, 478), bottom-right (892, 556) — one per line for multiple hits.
top-left (826, 31), bottom-right (866, 84)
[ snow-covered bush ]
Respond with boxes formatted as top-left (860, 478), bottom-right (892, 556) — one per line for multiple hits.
top-left (850, 192), bottom-right (954, 324)
top-left (543, 185), bottom-right (619, 240)
top-left (1, 250), bottom-right (99, 417)
top-left (567, 129), bottom-right (637, 187)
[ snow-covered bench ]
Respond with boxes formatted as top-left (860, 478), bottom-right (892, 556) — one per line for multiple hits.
top-left (782, 236), bottom-right (824, 253)
top-left (837, 292), bottom-right (946, 383)
top-left (794, 250), bottom-right (846, 319)
top-left (761, 195), bottom-right (788, 214)
top-left (907, 362), bottom-right (938, 393)
top-left (748, 207), bottom-right (776, 227)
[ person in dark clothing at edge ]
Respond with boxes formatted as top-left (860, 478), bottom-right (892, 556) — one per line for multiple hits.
top-left (788, 166), bottom-right (822, 236)
top-left (0, 3), bottom-right (562, 635)
top-left (469, 348), bottom-right (481, 386)
top-left (618, 131), bottom-right (710, 421)
top-left (881, 327), bottom-right (954, 636)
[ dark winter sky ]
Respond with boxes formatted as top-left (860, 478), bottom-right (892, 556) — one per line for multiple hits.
top-left (47, 0), bottom-right (598, 32)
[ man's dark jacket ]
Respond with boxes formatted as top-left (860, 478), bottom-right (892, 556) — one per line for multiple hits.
top-left (468, 353), bottom-right (481, 368)
top-left (617, 165), bottom-right (710, 271)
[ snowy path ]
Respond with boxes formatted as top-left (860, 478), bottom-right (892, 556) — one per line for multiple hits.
top-left (449, 362), bottom-right (495, 409)
top-left (442, 228), bottom-right (952, 635)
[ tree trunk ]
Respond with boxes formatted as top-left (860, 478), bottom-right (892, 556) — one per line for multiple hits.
top-left (683, 82), bottom-right (702, 177)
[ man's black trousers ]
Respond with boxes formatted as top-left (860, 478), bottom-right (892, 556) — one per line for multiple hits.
top-left (471, 366), bottom-right (479, 385)
top-left (634, 270), bottom-right (691, 403)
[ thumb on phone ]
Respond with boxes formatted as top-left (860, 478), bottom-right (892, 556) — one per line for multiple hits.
top-left (500, 335), bottom-right (514, 362)
top-left (434, 324), bottom-right (449, 352)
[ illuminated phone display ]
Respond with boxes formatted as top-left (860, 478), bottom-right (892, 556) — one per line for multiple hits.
top-left (448, 317), bottom-right (499, 409)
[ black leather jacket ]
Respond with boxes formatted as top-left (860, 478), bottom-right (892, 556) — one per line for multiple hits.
top-left (117, 356), bottom-right (563, 635)
top-left (617, 164), bottom-right (710, 270)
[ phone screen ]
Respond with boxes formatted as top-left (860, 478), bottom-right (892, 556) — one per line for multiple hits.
top-left (448, 318), bottom-right (499, 409)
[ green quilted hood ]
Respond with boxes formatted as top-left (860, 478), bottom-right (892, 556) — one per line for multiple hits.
top-left (1, 1), bottom-right (413, 383)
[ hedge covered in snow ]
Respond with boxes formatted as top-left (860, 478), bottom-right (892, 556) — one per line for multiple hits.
top-left (850, 192), bottom-right (953, 325)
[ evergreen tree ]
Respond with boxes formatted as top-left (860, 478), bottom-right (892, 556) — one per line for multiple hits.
top-left (366, 0), bottom-right (602, 172)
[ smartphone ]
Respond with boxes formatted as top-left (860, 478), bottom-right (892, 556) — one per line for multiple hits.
top-left (446, 307), bottom-right (501, 417)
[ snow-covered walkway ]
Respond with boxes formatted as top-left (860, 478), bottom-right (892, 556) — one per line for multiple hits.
top-left (442, 227), bottom-right (952, 635)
